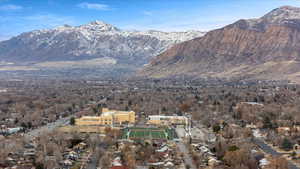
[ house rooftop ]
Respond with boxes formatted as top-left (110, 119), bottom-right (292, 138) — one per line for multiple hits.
top-left (110, 166), bottom-right (129, 169)
top-left (102, 110), bottom-right (134, 116)
top-left (102, 111), bottom-right (116, 116)
top-left (148, 115), bottom-right (187, 118)
top-left (79, 116), bottom-right (101, 118)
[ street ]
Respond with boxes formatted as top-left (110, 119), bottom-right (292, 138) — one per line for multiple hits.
top-left (253, 138), bottom-right (300, 169)
top-left (86, 142), bottom-right (107, 169)
top-left (178, 141), bottom-right (197, 169)
top-left (86, 152), bottom-right (98, 169)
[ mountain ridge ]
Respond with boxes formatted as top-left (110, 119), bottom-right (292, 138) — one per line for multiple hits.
top-left (0, 20), bottom-right (205, 72)
top-left (139, 6), bottom-right (300, 83)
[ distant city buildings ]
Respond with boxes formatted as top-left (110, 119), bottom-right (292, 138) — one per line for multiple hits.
top-left (75, 108), bottom-right (190, 128)
top-left (147, 115), bottom-right (189, 126)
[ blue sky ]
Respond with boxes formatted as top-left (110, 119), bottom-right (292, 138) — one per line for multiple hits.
top-left (1, 0), bottom-right (300, 40)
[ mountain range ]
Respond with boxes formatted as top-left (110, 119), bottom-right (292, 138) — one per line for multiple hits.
top-left (2, 6), bottom-right (300, 82)
top-left (139, 6), bottom-right (300, 83)
top-left (0, 21), bottom-right (205, 73)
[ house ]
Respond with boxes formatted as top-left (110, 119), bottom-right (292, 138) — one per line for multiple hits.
top-left (148, 162), bottom-right (164, 166)
top-left (112, 157), bottom-right (122, 166)
top-left (1, 127), bottom-right (23, 135)
top-left (294, 144), bottom-right (300, 150)
top-left (246, 124), bottom-right (257, 129)
top-left (241, 102), bottom-right (264, 106)
top-left (23, 149), bottom-right (35, 157)
top-left (277, 127), bottom-right (291, 136)
top-left (164, 161), bottom-right (174, 167)
top-left (75, 108), bottom-right (135, 126)
top-left (61, 159), bottom-right (73, 166)
top-left (259, 158), bottom-right (270, 168)
top-left (208, 157), bottom-right (221, 166)
top-left (293, 144), bottom-right (300, 159)
top-left (110, 166), bottom-right (129, 169)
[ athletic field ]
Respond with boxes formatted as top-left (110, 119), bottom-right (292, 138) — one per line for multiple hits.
top-left (121, 127), bottom-right (177, 140)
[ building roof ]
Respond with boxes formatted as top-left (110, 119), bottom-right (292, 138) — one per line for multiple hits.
top-left (241, 102), bottom-right (264, 106)
top-left (110, 166), bottom-right (129, 169)
top-left (79, 116), bottom-right (101, 119)
top-left (102, 111), bottom-right (116, 116)
top-left (148, 115), bottom-right (188, 120)
top-left (259, 158), bottom-right (270, 167)
top-left (102, 110), bottom-right (134, 116)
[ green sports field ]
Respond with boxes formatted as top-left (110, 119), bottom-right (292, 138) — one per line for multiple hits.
top-left (121, 127), bottom-right (177, 140)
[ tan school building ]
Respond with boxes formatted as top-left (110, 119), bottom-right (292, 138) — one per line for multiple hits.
top-left (75, 108), bottom-right (135, 126)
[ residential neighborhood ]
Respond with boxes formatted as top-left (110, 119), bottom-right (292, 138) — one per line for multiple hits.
top-left (1, 79), bottom-right (300, 169)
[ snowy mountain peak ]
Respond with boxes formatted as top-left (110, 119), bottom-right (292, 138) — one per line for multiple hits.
top-left (262, 5), bottom-right (300, 22)
top-left (62, 24), bottom-right (72, 27)
top-left (90, 20), bottom-right (108, 26)
top-left (232, 6), bottom-right (300, 31)
top-left (80, 20), bottom-right (120, 32)
top-left (278, 5), bottom-right (299, 10)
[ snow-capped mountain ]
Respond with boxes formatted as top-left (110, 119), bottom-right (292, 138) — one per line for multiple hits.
top-left (233, 6), bottom-right (300, 31)
top-left (0, 21), bottom-right (205, 68)
top-left (261, 6), bottom-right (300, 24)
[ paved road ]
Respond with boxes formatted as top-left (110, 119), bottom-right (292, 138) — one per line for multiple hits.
top-left (86, 143), bottom-right (108, 169)
top-left (86, 151), bottom-right (98, 169)
top-left (178, 141), bottom-right (197, 169)
top-left (86, 148), bottom-right (100, 169)
top-left (253, 138), bottom-right (300, 169)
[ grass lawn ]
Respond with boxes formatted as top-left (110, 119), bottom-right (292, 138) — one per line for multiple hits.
top-left (121, 127), bottom-right (178, 140)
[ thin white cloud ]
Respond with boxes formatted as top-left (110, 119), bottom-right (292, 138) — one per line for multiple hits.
top-left (77, 2), bottom-right (111, 11)
top-left (142, 11), bottom-right (153, 16)
top-left (0, 4), bottom-right (22, 11)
